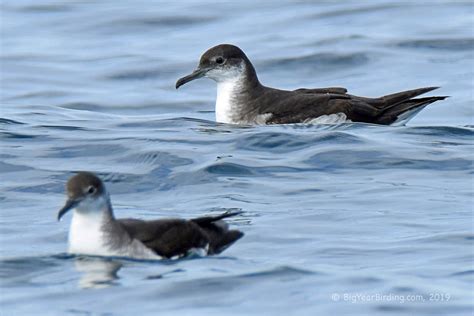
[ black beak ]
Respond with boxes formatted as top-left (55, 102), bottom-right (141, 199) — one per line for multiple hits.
top-left (57, 199), bottom-right (80, 221)
top-left (176, 68), bottom-right (208, 89)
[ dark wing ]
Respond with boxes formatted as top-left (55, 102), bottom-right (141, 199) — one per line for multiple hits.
top-left (260, 91), bottom-right (352, 124)
top-left (118, 211), bottom-right (244, 258)
top-left (293, 87), bottom-right (348, 94)
top-left (259, 86), bottom-right (446, 125)
top-left (118, 218), bottom-right (208, 258)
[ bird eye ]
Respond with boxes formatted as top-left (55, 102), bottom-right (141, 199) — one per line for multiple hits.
top-left (87, 186), bottom-right (96, 194)
top-left (215, 57), bottom-right (224, 64)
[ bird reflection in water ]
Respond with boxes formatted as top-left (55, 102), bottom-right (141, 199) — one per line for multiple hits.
top-left (73, 256), bottom-right (122, 289)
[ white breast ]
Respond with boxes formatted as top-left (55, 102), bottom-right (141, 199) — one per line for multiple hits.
top-left (68, 211), bottom-right (112, 256)
top-left (215, 78), bottom-right (242, 124)
top-left (68, 212), bottom-right (160, 259)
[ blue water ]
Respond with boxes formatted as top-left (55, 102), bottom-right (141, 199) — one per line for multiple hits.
top-left (1, 1), bottom-right (473, 315)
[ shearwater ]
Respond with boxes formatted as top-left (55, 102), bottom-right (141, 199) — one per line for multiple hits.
top-left (57, 172), bottom-right (243, 259)
top-left (176, 44), bottom-right (447, 125)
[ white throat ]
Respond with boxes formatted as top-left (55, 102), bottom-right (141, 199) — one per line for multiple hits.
top-left (215, 77), bottom-right (243, 124)
top-left (207, 62), bottom-right (246, 124)
top-left (67, 193), bottom-right (116, 256)
top-left (68, 209), bottom-right (111, 256)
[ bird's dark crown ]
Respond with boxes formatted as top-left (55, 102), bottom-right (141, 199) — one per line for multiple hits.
top-left (66, 172), bottom-right (105, 200)
top-left (199, 44), bottom-right (249, 68)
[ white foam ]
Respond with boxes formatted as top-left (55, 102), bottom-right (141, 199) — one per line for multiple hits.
top-left (255, 113), bottom-right (273, 124)
top-left (187, 245), bottom-right (209, 257)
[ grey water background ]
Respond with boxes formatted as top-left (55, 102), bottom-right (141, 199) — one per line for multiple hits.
top-left (1, 0), bottom-right (473, 315)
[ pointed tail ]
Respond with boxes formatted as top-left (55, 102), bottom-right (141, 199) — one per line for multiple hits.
top-left (374, 87), bottom-right (448, 125)
top-left (192, 211), bottom-right (244, 255)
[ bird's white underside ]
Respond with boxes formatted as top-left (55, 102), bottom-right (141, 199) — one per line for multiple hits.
top-left (69, 210), bottom-right (112, 256)
top-left (67, 194), bottom-right (210, 260)
top-left (391, 104), bottom-right (428, 126)
top-left (305, 113), bottom-right (350, 124)
top-left (68, 195), bottom-right (160, 260)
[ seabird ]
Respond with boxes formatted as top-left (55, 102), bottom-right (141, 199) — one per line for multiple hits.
top-left (176, 44), bottom-right (447, 125)
top-left (57, 172), bottom-right (243, 259)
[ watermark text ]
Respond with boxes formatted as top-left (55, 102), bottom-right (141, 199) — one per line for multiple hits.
top-left (331, 292), bottom-right (451, 304)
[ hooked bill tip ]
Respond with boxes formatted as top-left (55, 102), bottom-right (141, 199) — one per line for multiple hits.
top-left (57, 198), bottom-right (79, 222)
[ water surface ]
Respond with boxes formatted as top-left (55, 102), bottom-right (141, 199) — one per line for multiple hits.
top-left (1, 1), bottom-right (473, 315)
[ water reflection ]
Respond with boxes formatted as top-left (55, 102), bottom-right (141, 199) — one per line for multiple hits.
top-left (74, 256), bottom-right (122, 289)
